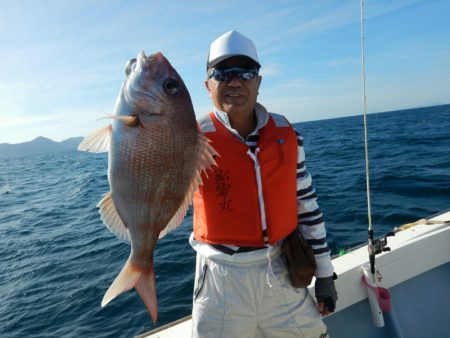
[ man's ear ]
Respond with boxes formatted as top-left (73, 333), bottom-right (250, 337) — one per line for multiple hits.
top-left (256, 75), bottom-right (262, 94)
top-left (205, 79), bottom-right (213, 98)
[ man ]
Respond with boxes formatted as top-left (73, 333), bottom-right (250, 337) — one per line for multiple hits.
top-left (190, 30), bottom-right (337, 338)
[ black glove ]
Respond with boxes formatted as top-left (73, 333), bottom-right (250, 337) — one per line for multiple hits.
top-left (314, 272), bottom-right (338, 314)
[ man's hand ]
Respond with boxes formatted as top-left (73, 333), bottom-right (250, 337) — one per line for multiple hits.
top-left (315, 273), bottom-right (338, 316)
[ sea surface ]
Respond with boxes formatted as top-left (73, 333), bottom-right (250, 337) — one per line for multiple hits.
top-left (1, 104), bottom-right (449, 337)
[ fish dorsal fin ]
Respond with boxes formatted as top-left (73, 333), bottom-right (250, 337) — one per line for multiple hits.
top-left (97, 192), bottom-right (131, 243)
top-left (159, 133), bottom-right (218, 239)
top-left (78, 125), bottom-right (112, 153)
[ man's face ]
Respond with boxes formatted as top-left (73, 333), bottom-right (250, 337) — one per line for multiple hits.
top-left (205, 57), bottom-right (262, 117)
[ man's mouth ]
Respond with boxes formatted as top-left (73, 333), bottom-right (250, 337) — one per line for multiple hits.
top-left (225, 93), bottom-right (244, 97)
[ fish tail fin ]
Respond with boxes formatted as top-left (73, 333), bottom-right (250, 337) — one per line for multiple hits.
top-left (136, 268), bottom-right (158, 324)
top-left (101, 258), bottom-right (138, 307)
top-left (101, 258), bottom-right (158, 323)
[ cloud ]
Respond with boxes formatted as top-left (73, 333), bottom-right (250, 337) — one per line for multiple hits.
top-left (262, 93), bottom-right (363, 124)
top-left (325, 56), bottom-right (359, 67)
top-left (365, 0), bottom-right (423, 18)
top-left (288, 3), bottom-right (357, 36)
top-left (259, 62), bottom-right (283, 77)
top-left (283, 0), bottom-right (424, 39)
top-left (259, 64), bottom-right (450, 125)
top-left (0, 113), bottom-right (63, 128)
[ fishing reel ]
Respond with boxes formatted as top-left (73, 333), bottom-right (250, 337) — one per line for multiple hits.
top-left (368, 231), bottom-right (395, 256)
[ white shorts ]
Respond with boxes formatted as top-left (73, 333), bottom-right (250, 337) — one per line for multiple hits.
top-left (191, 249), bottom-right (328, 338)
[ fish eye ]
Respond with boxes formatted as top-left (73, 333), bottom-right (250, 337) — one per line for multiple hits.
top-left (163, 78), bottom-right (179, 95)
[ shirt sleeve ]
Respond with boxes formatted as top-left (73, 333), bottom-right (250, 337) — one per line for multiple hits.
top-left (295, 130), bottom-right (334, 278)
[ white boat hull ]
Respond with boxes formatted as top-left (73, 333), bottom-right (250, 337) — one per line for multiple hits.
top-left (139, 210), bottom-right (450, 338)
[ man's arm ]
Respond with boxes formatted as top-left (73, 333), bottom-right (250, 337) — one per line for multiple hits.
top-left (295, 130), bottom-right (337, 315)
top-left (295, 131), bottom-right (333, 277)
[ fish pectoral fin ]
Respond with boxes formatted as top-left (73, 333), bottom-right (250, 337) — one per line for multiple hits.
top-left (158, 133), bottom-right (218, 239)
top-left (102, 115), bottom-right (140, 127)
top-left (78, 124), bottom-right (112, 153)
top-left (102, 258), bottom-right (158, 324)
top-left (97, 192), bottom-right (131, 243)
top-left (158, 195), bottom-right (190, 239)
top-left (158, 165), bottom-right (200, 239)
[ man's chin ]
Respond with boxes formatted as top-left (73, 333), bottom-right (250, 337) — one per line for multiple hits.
top-left (221, 102), bottom-right (248, 114)
top-left (223, 106), bottom-right (243, 115)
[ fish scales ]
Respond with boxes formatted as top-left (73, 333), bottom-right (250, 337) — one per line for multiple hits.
top-left (111, 120), bottom-right (196, 228)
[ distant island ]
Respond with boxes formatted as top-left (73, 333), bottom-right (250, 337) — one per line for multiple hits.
top-left (0, 136), bottom-right (84, 158)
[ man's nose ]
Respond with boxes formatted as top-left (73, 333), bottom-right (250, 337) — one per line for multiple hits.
top-left (226, 76), bottom-right (243, 87)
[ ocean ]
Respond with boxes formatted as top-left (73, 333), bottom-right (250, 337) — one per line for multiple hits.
top-left (1, 104), bottom-right (449, 337)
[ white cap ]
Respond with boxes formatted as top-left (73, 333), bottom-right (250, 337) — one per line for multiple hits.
top-left (207, 31), bottom-right (260, 69)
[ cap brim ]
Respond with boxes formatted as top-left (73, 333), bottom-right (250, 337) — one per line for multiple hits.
top-left (208, 55), bottom-right (260, 69)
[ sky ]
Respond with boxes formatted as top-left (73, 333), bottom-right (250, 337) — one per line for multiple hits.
top-left (0, 0), bottom-right (449, 144)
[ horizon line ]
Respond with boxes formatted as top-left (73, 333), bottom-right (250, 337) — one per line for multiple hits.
top-left (2, 102), bottom-right (449, 145)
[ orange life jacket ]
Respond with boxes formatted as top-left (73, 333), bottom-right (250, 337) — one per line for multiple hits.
top-left (193, 112), bottom-right (298, 246)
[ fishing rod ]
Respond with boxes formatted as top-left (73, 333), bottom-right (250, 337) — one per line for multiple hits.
top-left (360, 0), bottom-right (395, 328)
top-left (359, 0), bottom-right (375, 275)
top-left (359, 0), bottom-right (393, 276)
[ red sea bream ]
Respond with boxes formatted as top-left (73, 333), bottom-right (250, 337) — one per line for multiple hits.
top-left (78, 51), bottom-right (217, 323)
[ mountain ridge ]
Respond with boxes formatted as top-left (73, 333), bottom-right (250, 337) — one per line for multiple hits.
top-left (0, 136), bottom-right (84, 158)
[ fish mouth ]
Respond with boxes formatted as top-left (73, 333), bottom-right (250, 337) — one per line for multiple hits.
top-left (125, 51), bottom-right (166, 77)
top-left (139, 51), bottom-right (164, 61)
top-left (135, 51), bottom-right (166, 72)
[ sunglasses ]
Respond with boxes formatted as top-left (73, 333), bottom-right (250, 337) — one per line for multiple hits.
top-left (208, 67), bottom-right (259, 82)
